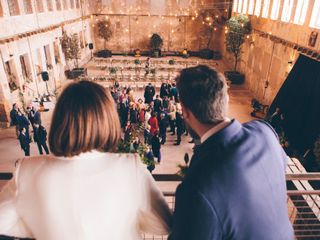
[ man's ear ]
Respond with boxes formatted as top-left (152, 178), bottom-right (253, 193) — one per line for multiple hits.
top-left (181, 104), bottom-right (190, 120)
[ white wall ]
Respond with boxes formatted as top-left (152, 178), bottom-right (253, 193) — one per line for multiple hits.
top-left (0, 0), bottom-right (93, 125)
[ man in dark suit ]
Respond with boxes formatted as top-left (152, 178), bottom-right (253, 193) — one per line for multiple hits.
top-left (153, 95), bottom-right (162, 113)
top-left (170, 65), bottom-right (294, 239)
top-left (19, 128), bottom-right (30, 156)
top-left (144, 83), bottom-right (155, 104)
top-left (10, 103), bottom-right (19, 138)
top-left (33, 123), bottom-right (49, 155)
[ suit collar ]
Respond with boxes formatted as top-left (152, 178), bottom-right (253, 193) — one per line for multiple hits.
top-left (188, 119), bottom-right (242, 171)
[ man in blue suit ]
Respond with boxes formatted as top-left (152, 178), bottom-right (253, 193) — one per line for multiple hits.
top-left (170, 65), bottom-right (294, 240)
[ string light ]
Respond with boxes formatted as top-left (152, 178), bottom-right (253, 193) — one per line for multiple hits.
top-left (191, 16), bottom-right (195, 20)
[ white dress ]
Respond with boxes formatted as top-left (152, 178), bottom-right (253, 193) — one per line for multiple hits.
top-left (0, 151), bottom-right (171, 240)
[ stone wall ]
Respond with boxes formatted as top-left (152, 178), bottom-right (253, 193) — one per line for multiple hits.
top-left (222, 3), bottom-right (320, 105)
top-left (90, 14), bottom-right (223, 52)
top-left (0, 1), bottom-right (93, 126)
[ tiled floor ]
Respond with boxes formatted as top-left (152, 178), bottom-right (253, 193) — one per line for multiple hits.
top-left (0, 84), bottom-right (255, 191)
top-left (0, 58), bottom-right (256, 191)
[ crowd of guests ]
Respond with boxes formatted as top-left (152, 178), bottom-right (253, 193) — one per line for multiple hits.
top-left (110, 81), bottom-right (188, 165)
top-left (10, 103), bottom-right (49, 156)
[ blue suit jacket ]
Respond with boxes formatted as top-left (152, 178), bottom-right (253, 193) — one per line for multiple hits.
top-left (170, 120), bottom-right (294, 240)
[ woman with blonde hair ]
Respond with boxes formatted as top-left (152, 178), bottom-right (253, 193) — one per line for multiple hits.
top-left (0, 81), bottom-right (171, 240)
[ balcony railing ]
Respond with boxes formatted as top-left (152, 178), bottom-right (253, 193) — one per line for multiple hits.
top-left (0, 173), bottom-right (320, 239)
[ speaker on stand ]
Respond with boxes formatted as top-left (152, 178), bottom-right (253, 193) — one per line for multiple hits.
top-left (41, 71), bottom-right (50, 98)
top-left (88, 43), bottom-right (93, 59)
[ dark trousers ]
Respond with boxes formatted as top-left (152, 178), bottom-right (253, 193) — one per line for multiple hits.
top-left (176, 132), bottom-right (182, 144)
top-left (37, 141), bottom-right (49, 155)
top-left (154, 151), bottom-right (161, 162)
top-left (23, 146), bottom-right (30, 156)
top-left (169, 119), bottom-right (175, 134)
top-left (160, 132), bottom-right (166, 144)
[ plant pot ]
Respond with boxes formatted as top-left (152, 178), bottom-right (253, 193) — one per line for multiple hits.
top-left (65, 68), bottom-right (87, 79)
top-left (95, 50), bottom-right (112, 58)
top-left (224, 71), bottom-right (245, 84)
top-left (152, 49), bottom-right (161, 58)
top-left (199, 49), bottom-right (214, 59)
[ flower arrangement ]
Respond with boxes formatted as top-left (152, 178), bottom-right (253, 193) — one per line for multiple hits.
top-left (134, 59), bottom-right (141, 65)
top-left (168, 59), bottom-right (175, 65)
top-left (177, 153), bottom-right (190, 177)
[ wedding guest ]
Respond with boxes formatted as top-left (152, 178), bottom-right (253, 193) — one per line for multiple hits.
top-left (33, 123), bottom-right (49, 155)
top-left (0, 81), bottom-right (172, 239)
top-left (18, 127), bottom-right (30, 156)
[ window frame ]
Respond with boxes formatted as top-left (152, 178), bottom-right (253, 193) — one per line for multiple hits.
top-left (293, 0), bottom-right (309, 25)
top-left (270, 0), bottom-right (281, 20)
top-left (309, 0), bottom-right (320, 28)
top-left (262, 0), bottom-right (271, 18)
top-left (254, 0), bottom-right (262, 17)
top-left (248, 0), bottom-right (255, 15)
top-left (281, 0), bottom-right (294, 22)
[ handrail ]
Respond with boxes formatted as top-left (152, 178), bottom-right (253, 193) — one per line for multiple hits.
top-left (2, 173), bottom-right (320, 182)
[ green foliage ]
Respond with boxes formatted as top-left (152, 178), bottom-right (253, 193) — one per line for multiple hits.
top-left (314, 137), bottom-right (320, 166)
top-left (61, 32), bottom-right (81, 67)
top-left (96, 19), bottom-right (113, 49)
top-left (150, 33), bottom-right (163, 50)
top-left (177, 153), bottom-right (190, 177)
top-left (150, 68), bottom-right (156, 75)
top-left (168, 59), bottom-right (175, 65)
top-left (117, 134), bottom-right (156, 169)
top-left (109, 66), bottom-right (118, 74)
top-left (200, 23), bottom-right (214, 49)
top-left (134, 59), bottom-right (141, 65)
top-left (225, 14), bottom-right (252, 71)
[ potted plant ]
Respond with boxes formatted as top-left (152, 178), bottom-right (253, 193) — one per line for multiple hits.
top-left (177, 153), bottom-right (190, 177)
top-left (61, 32), bottom-right (85, 79)
top-left (96, 19), bottom-right (112, 49)
top-left (168, 59), bottom-right (175, 65)
top-left (149, 33), bottom-right (163, 58)
top-left (224, 14), bottom-right (252, 84)
top-left (168, 59), bottom-right (175, 79)
top-left (134, 49), bottom-right (141, 57)
top-left (109, 66), bottom-right (118, 78)
top-left (199, 22), bottom-right (214, 59)
top-left (181, 48), bottom-right (189, 58)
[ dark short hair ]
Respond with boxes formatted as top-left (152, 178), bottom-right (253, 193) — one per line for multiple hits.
top-left (49, 81), bottom-right (121, 157)
top-left (175, 65), bottom-right (228, 124)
